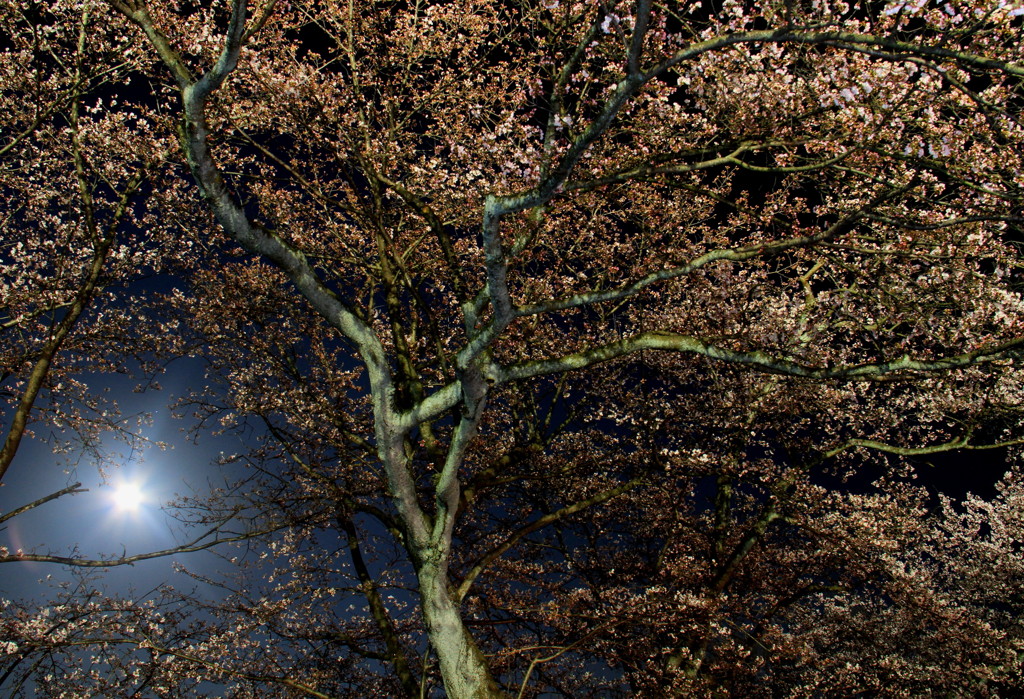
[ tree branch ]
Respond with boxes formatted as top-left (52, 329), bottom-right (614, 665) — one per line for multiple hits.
top-left (513, 205), bottom-right (864, 318)
top-left (824, 432), bottom-right (1024, 459)
top-left (339, 513), bottom-right (419, 698)
top-left (0, 483), bottom-right (87, 525)
top-left (0, 520), bottom-right (285, 567)
top-left (455, 478), bottom-right (640, 602)
top-left (113, 0), bottom-right (433, 547)
top-left (497, 332), bottom-right (1024, 385)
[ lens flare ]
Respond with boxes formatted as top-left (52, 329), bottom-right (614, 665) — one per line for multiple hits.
top-left (110, 481), bottom-right (146, 512)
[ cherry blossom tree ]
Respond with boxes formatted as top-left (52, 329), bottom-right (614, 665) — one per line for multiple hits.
top-left (0, 0), bottom-right (142, 481)
top-left (2, 0), bottom-right (1024, 696)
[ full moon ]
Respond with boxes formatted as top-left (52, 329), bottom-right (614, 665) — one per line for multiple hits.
top-left (110, 481), bottom-right (147, 512)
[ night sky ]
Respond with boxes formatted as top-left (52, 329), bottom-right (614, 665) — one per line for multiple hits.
top-left (0, 359), bottom-right (250, 604)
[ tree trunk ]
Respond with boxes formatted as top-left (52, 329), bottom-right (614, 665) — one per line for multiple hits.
top-left (418, 562), bottom-right (507, 698)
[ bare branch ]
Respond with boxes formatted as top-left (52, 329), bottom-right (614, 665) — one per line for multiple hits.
top-left (0, 521), bottom-right (284, 567)
top-left (0, 483), bottom-right (87, 525)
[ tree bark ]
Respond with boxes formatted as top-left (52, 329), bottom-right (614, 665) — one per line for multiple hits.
top-left (417, 561), bottom-right (507, 698)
